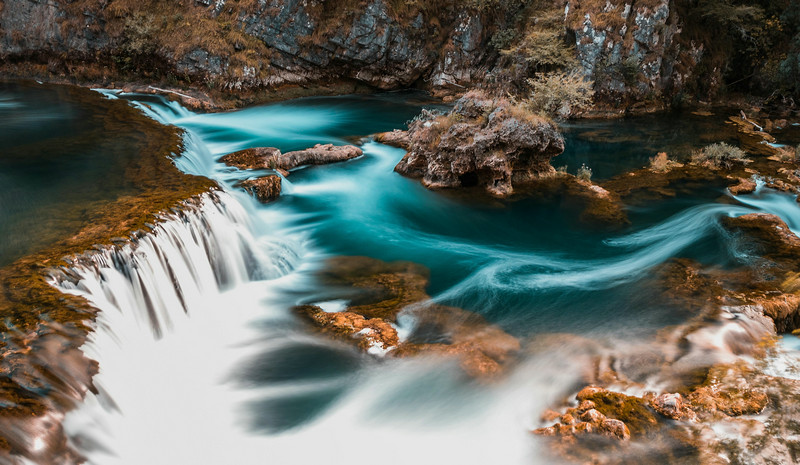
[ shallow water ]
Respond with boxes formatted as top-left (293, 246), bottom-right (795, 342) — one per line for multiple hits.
top-left (0, 82), bottom-right (188, 267)
top-left (7, 86), bottom-right (800, 464)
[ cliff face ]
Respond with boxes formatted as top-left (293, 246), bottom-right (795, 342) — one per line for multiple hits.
top-left (0, 0), bottom-right (796, 109)
top-left (0, 0), bottom-right (496, 95)
top-left (564, 0), bottom-right (693, 106)
top-left (563, 0), bottom-right (799, 107)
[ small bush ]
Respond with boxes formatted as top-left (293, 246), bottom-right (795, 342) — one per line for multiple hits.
top-left (691, 142), bottom-right (751, 169)
top-left (526, 71), bottom-right (595, 119)
top-left (576, 163), bottom-right (592, 181)
top-left (649, 152), bottom-right (683, 172)
top-left (491, 29), bottom-right (519, 50)
top-left (507, 29), bottom-right (577, 70)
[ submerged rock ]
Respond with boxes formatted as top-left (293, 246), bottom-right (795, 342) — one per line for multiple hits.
top-left (238, 175), bottom-right (281, 203)
top-left (295, 256), bottom-right (519, 378)
top-left (295, 305), bottom-right (399, 353)
top-left (395, 90), bottom-right (565, 197)
top-left (393, 304), bottom-right (521, 378)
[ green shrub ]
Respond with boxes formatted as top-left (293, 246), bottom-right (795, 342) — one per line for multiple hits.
top-left (691, 142), bottom-right (751, 169)
top-left (526, 71), bottom-right (594, 119)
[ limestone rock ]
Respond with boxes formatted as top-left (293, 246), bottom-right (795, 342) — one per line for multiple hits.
top-left (374, 129), bottom-right (411, 149)
top-left (298, 256), bottom-right (520, 379)
top-left (279, 144), bottom-right (362, 170)
top-left (238, 175), bottom-right (281, 203)
top-left (220, 144), bottom-right (362, 172)
top-left (295, 305), bottom-right (399, 353)
top-left (729, 177), bottom-right (757, 195)
top-left (395, 90), bottom-right (565, 197)
top-left (652, 393), bottom-right (696, 421)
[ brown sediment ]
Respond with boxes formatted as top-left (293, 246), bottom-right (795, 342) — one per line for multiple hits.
top-left (0, 82), bottom-right (215, 462)
top-left (293, 256), bottom-right (520, 379)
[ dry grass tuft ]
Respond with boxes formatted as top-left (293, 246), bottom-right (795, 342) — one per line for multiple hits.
top-left (649, 152), bottom-right (684, 172)
top-left (691, 142), bottom-right (751, 169)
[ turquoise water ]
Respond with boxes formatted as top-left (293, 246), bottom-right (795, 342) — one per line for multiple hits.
top-left (133, 93), bottom-right (764, 338)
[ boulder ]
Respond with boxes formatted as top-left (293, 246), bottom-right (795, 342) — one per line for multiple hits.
top-left (395, 90), bottom-right (565, 197)
top-left (238, 175), bottom-right (281, 203)
top-left (279, 144), bottom-right (363, 170)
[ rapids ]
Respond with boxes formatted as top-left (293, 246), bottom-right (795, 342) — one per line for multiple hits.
top-left (34, 90), bottom-right (800, 464)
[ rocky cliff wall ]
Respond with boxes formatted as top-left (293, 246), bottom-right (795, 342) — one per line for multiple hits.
top-left (0, 0), bottom-right (796, 110)
top-left (0, 0), bottom-right (498, 96)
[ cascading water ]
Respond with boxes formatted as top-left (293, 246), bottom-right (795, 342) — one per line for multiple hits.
top-left (42, 90), bottom-right (800, 464)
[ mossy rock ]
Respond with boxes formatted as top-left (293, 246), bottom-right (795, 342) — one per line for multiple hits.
top-left (581, 391), bottom-right (661, 435)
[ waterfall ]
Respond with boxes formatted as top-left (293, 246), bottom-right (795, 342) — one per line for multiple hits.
top-left (49, 191), bottom-right (296, 338)
top-left (46, 190), bottom-right (312, 464)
